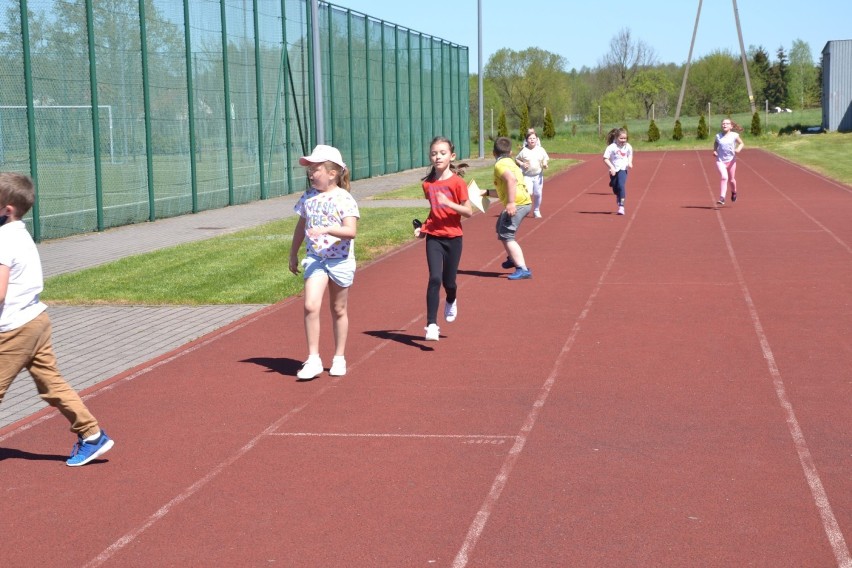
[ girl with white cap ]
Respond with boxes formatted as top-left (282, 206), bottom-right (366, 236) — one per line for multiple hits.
top-left (289, 145), bottom-right (360, 379)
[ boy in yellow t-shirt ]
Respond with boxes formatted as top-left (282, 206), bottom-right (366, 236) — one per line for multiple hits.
top-left (483, 137), bottom-right (533, 280)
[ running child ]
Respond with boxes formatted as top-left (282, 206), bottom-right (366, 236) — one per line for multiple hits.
top-left (0, 172), bottom-right (115, 466)
top-left (413, 136), bottom-right (472, 341)
top-left (289, 145), bottom-right (359, 379)
top-left (483, 136), bottom-right (533, 280)
top-left (516, 129), bottom-right (549, 218)
top-left (602, 127), bottom-right (633, 215)
top-left (713, 118), bottom-right (744, 205)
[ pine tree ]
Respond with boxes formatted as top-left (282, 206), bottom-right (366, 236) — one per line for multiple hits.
top-left (697, 115), bottom-right (709, 140)
top-left (750, 111), bottom-right (762, 136)
top-left (672, 119), bottom-right (683, 141)
top-left (543, 108), bottom-right (556, 139)
top-left (519, 106), bottom-right (530, 140)
top-left (647, 119), bottom-right (660, 142)
top-left (497, 110), bottom-right (508, 138)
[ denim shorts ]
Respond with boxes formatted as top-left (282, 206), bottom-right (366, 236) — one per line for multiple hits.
top-left (301, 254), bottom-right (356, 288)
top-left (496, 204), bottom-right (531, 241)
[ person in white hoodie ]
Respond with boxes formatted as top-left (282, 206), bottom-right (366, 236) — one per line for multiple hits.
top-left (515, 130), bottom-right (550, 218)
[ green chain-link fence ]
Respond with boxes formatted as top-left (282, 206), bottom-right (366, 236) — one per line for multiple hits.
top-left (0, 0), bottom-right (469, 241)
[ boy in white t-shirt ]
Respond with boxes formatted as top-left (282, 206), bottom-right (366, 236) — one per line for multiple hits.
top-left (0, 172), bottom-right (114, 466)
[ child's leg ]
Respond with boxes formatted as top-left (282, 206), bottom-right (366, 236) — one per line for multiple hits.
top-left (615, 170), bottom-right (627, 205)
top-left (327, 282), bottom-right (350, 357)
top-left (727, 160), bottom-right (737, 195)
top-left (13, 313), bottom-right (100, 438)
top-left (716, 161), bottom-right (729, 198)
top-left (442, 237), bottom-right (463, 304)
top-left (425, 237), bottom-right (445, 325)
top-left (503, 239), bottom-right (527, 269)
top-left (303, 273), bottom-right (329, 356)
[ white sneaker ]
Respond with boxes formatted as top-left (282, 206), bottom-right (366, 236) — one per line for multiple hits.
top-left (296, 356), bottom-right (323, 379)
top-left (617, 205), bottom-right (625, 215)
top-left (444, 300), bottom-right (458, 323)
top-left (329, 356), bottom-right (346, 377)
top-left (424, 323), bottom-right (440, 341)
top-left (533, 210), bottom-right (542, 218)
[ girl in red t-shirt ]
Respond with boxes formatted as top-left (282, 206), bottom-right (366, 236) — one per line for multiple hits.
top-left (414, 136), bottom-right (473, 341)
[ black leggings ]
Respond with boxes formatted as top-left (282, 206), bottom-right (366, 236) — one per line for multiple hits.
top-left (425, 235), bottom-right (462, 325)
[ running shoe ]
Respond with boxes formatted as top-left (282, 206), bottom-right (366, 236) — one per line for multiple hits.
top-left (425, 324), bottom-right (440, 341)
top-left (444, 300), bottom-right (458, 323)
top-left (731, 191), bottom-right (737, 202)
top-left (717, 196), bottom-right (726, 205)
top-left (501, 257), bottom-right (515, 269)
top-left (297, 356), bottom-right (324, 379)
top-left (507, 267), bottom-right (532, 280)
top-left (66, 431), bottom-right (114, 467)
top-left (329, 356), bottom-right (347, 377)
top-left (617, 205), bottom-right (625, 215)
top-left (533, 210), bottom-right (542, 218)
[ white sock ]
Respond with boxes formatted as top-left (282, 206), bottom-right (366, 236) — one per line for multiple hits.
top-left (83, 431), bottom-right (101, 442)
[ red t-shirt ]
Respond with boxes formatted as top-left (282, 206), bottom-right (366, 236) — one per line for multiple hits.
top-left (421, 173), bottom-right (469, 238)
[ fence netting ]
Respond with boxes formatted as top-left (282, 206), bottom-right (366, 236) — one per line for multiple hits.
top-left (0, 0), bottom-right (469, 241)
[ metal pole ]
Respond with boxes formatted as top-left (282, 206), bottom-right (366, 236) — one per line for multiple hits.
top-left (310, 0), bottom-right (325, 144)
top-left (477, 0), bottom-right (484, 158)
top-left (675, 0), bottom-right (702, 122)
top-left (732, 0), bottom-right (756, 113)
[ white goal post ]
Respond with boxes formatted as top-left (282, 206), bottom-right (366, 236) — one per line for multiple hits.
top-left (0, 104), bottom-right (114, 163)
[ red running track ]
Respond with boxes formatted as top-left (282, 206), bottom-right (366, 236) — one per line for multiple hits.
top-left (1, 150), bottom-right (851, 567)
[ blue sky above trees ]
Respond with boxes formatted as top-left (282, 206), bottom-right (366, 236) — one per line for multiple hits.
top-left (337, 0), bottom-right (851, 72)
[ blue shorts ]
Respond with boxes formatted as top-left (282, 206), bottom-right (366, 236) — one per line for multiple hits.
top-left (301, 254), bottom-right (356, 288)
top-left (496, 204), bottom-right (531, 241)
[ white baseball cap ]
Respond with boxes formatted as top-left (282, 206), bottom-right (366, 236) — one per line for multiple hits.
top-left (299, 145), bottom-right (346, 171)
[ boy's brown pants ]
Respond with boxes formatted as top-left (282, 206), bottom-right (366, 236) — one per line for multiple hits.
top-left (0, 311), bottom-right (100, 438)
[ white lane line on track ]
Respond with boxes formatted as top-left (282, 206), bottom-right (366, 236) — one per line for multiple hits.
top-left (269, 432), bottom-right (516, 440)
top-left (451, 154), bottom-right (666, 568)
top-left (741, 158), bottom-right (852, 256)
top-left (700, 153), bottom-right (852, 568)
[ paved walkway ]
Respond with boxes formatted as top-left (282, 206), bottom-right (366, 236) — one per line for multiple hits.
top-left (1, 159), bottom-right (492, 429)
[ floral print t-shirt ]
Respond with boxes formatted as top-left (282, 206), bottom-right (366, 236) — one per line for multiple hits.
top-left (294, 186), bottom-right (360, 259)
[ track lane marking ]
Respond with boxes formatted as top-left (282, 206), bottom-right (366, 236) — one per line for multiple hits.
top-left (451, 153), bottom-right (667, 568)
top-left (699, 152), bottom-right (852, 568)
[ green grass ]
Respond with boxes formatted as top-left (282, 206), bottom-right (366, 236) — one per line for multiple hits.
top-left (43, 207), bottom-right (427, 305)
top-left (44, 119), bottom-right (851, 306)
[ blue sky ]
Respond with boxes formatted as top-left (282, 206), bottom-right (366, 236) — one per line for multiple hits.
top-left (332, 0), bottom-right (851, 72)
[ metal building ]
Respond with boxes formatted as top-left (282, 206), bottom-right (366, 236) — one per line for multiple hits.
top-left (822, 39), bottom-right (852, 132)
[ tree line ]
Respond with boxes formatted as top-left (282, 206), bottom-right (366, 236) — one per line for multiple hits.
top-left (471, 28), bottom-right (822, 139)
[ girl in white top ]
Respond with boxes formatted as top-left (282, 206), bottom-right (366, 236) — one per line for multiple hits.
top-left (289, 145), bottom-right (360, 380)
top-left (713, 118), bottom-right (744, 205)
top-left (515, 130), bottom-right (550, 218)
top-left (602, 128), bottom-right (633, 215)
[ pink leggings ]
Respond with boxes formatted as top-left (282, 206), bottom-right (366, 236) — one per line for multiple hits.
top-left (716, 159), bottom-right (737, 198)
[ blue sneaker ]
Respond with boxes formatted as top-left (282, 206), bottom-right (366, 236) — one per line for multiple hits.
top-left (67, 430), bottom-right (114, 467)
top-left (507, 267), bottom-right (532, 280)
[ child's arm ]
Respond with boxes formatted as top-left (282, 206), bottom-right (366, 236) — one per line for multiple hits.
top-left (502, 170), bottom-right (518, 216)
top-left (288, 217), bottom-right (307, 274)
top-left (306, 216), bottom-right (357, 241)
top-left (603, 155), bottom-right (616, 175)
top-left (435, 192), bottom-right (473, 218)
top-left (0, 264), bottom-right (9, 303)
top-left (735, 135), bottom-right (744, 153)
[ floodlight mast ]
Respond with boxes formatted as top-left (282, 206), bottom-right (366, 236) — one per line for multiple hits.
top-left (732, 0), bottom-right (756, 114)
top-left (674, 0), bottom-right (755, 122)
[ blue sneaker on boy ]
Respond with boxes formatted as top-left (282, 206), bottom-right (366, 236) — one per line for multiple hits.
top-left (66, 430), bottom-right (114, 467)
top-left (507, 267), bottom-right (532, 280)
